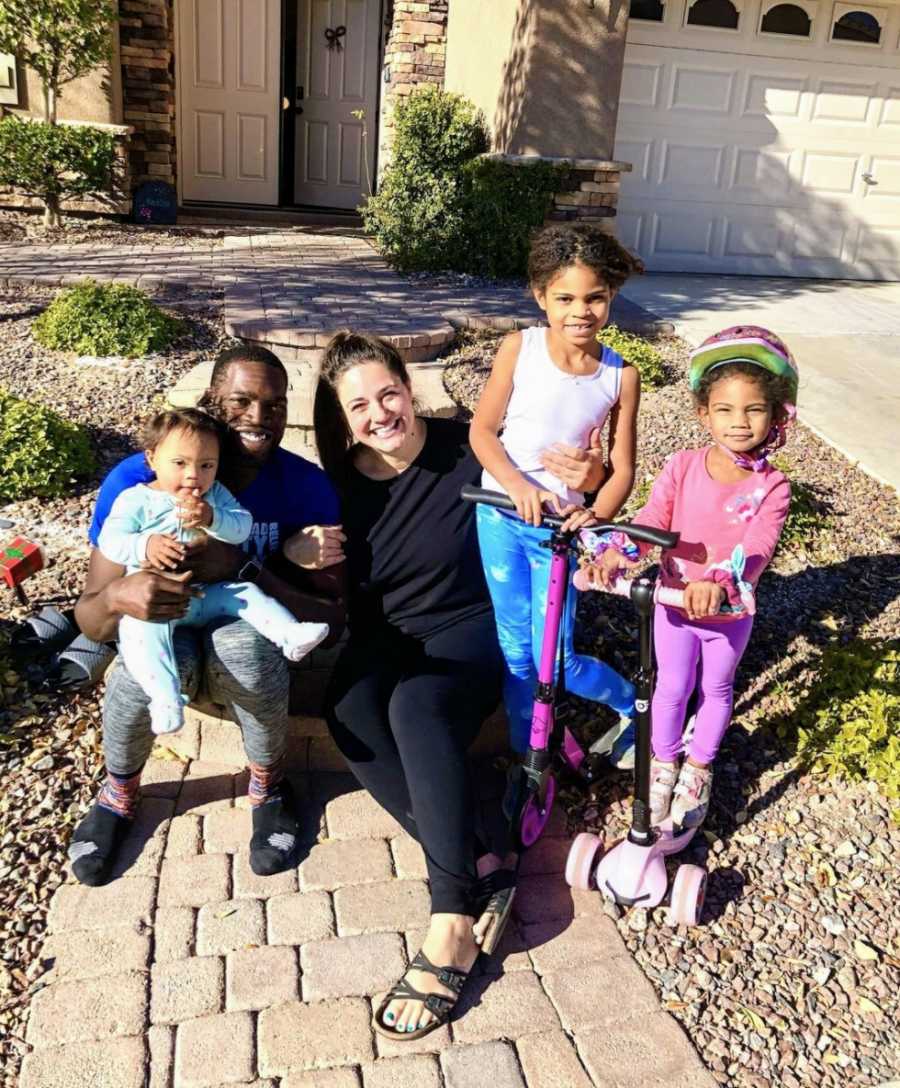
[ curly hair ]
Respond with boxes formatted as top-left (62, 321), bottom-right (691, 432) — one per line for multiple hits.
top-left (527, 223), bottom-right (645, 293)
top-left (313, 332), bottom-right (411, 487)
top-left (694, 361), bottom-right (795, 417)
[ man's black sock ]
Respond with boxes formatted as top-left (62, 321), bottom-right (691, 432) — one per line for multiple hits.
top-left (68, 803), bottom-right (133, 887)
top-left (249, 782), bottom-right (300, 877)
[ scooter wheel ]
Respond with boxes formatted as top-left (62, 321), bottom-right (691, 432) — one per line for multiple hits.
top-left (565, 832), bottom-right (602, 891)
top-left (667, 864), bottom-right (707, 926)
top-left (519, 774), bottom-right (557, 848)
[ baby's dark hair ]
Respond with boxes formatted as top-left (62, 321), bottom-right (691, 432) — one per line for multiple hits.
top-left (527, 223), bottom-right (645, 293)
top-left (143, 407), bottom-right (227, 453)
top-left (694, 362), bottom-right (795, 416)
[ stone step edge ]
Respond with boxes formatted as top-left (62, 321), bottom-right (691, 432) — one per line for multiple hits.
top-left (155, 704), bottom-right (510, 772)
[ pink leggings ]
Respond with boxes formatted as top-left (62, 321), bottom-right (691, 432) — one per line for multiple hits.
top-left (651, 603), bottom-right (753, 766)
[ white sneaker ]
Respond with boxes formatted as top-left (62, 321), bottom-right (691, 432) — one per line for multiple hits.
top-left (670, 762), bottom-right (713, 830)
top-left (281, 622), bottom-right (330, 662)
top-left (649, 759), bottom-right (679, 825)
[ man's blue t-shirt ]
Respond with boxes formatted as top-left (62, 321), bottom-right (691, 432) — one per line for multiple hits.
top-left (88, 448), bottom-right (340, 560)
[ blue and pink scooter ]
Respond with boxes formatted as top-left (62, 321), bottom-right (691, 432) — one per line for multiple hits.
top-left (462, 486), bottom-right (708, 927)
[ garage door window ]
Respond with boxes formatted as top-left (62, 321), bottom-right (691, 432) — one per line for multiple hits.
top-left (831, 4), bottom-right (883, 42)
top-left (630, 0), bottom-right (665, 20)
top-left (686, 0), bottom-right (740, 28)
top-left (760, 2), bottom-right (813, 35)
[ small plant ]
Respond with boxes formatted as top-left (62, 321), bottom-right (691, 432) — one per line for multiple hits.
top-left (0, 116), bottom-right (118, 228)
top-left (596, 326), bottom-right (667, 389)
top-left (33, 280), bottom-right (182, 357)
top-left (0, 388), bottom-right (94, 501)
top-left (623, 473), bottom-right (655, 517)
top-left (772, 639), bottom-right (900, 822)
top-left (771, 457), bottom-right (833, 556)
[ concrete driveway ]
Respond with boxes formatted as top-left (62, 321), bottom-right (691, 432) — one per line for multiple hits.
top-left (619, 274), bottom-right (900, 492)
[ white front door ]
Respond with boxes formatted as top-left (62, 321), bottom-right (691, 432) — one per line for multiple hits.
top-left (294, 0), bottom-right (382, 209)
top-left (614, 0), bottom-right (900, 279)
top-left (177, 0), bottom-right (281, 205)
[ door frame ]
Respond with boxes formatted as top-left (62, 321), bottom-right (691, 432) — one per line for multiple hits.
top-left (279, 0), bottom-right (385, 209)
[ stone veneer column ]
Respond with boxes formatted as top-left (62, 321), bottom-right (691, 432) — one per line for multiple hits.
top-left (377, 0), bottom-right (449, 175)
top-left (118, 0), bottom-right (176, 190)
top-left (479, 154), bottom-right (631, 235)
top-left (547, 159), bottom-right (632, 230)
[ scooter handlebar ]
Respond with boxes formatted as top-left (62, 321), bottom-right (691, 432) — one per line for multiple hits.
top-left (460, 485), bottom-right (680, 550)
top-left (602, 577), bottom-right (733, 615)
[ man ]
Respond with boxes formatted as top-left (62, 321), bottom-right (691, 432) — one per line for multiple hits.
top-left (70, 344), bottom-right (346, 885)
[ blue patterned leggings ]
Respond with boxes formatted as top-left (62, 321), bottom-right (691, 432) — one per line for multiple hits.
top-left (476, 505), bottom-right (635, 752)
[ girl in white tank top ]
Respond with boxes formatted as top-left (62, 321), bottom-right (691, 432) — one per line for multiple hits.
top-left (469, 223), bottom-right (643, 754)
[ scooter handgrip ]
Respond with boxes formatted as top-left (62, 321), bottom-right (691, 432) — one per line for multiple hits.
top-left (615, 522), bottom-right (680, 550)
top-left (459, 485), bottom-right (518, 513)
top-left (459, 485), bottom-right (566, 528)
top-left (654, 585), bottom-right (685, 608)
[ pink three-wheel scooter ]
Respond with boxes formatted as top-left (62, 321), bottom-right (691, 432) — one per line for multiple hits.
top-left (460, 486), bottom-right (678, 851)
top-left (566, 575), bottom-right (720, 927)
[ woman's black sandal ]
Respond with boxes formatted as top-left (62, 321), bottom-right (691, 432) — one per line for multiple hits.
top-left (373, 950), bottom-right (470, 1041)
top-left (474, 868), bottom-right (517, 956)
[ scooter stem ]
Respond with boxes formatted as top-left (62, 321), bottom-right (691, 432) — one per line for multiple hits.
top-left (629, 578), bottom-right (656, 844)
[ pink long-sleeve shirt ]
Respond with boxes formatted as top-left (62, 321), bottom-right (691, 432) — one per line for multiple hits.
top-left (626, 447), bottom-right (791, 621)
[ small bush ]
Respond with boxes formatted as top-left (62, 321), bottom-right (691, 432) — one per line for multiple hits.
top-left (362, 86), bottom-right (562, 276)
top-left (0, 116), bottom-right (117, 227)
top-left (772, 639), bottom-right (900, 821)
top-left (0, 388), bottom-right (95, 501)
top-left (597, 326), bottom-right (667, 389)
top-left (33, 280), bottom-right (182, 357)
top-left (770, 457), bottom-right (833, 556)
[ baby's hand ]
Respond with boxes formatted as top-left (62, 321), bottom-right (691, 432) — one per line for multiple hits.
top-left (683, 581), bottom-right (726, 620)
top-left (145, 533), bottom-right (186, 571)
top-left (176, 488), bottom-right (213, 530)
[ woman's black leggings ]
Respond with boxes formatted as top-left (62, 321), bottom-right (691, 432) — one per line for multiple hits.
top-left (325, 611), bottom-right (503, 916)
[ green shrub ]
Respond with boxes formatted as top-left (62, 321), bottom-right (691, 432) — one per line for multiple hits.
top-left (0, 116), bottom-right (117, 227)
top-left (362, 86), bottom-right (562, 276)
top-left (33, 280), bottom-right (182, 357)
top-left (770, 457), bottom-right (833, 555)
top-left (596, 326), bottom-right (667, 389)
top-left (772, 639), bottom-right (900, 821)
top-left (0, 388), bottom-right (94, 501)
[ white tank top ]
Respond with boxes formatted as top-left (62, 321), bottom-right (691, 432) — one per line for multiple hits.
top-left (481, 325), bottom-right (624, 506)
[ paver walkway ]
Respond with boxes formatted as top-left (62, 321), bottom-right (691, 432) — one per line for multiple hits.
top-left (0, 230), bottom-right (662, 364)
top-left (20, 708), bottom-right (717, 1088)
top-left (619, 273), bottom-right (900, 492)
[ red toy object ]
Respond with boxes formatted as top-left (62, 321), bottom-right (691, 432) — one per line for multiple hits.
top-left (1, 536), bottom-right (45, 605)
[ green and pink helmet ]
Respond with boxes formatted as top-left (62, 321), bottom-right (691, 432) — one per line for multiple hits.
top-left (688, 325), bottom-right (799, 410)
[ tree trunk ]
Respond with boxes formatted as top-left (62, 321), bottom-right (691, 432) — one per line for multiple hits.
top-left (42, 84), bottom-right (57, 124)
top-left (43, 194), bottom-right (62, 229)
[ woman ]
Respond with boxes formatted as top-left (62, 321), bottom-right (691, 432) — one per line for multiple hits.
top-left (314, 332), bottom-right (510, 1041)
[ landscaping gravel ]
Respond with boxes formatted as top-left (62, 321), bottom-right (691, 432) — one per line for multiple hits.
top-left (0, 288), bottom-right (229, 1084)
top-left (445, 328), bottom-right (900, 1088)
top-left (1, 311), bottom-right (898, 1087)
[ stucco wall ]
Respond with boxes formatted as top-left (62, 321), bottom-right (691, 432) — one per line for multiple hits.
top-left (444, 0), bottom-right (629, 160)
top-left (11, 31), bottom-right (122, 123)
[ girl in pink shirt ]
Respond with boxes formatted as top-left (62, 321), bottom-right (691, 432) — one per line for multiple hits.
top-left (585, 326), bottom-right (797, 829)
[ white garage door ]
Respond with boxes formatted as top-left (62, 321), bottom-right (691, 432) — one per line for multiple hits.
top-left (614, 0), bottom-right (900, 278)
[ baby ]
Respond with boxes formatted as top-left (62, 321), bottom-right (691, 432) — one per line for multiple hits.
top-left (98, 407), bottom-right (329, 734)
